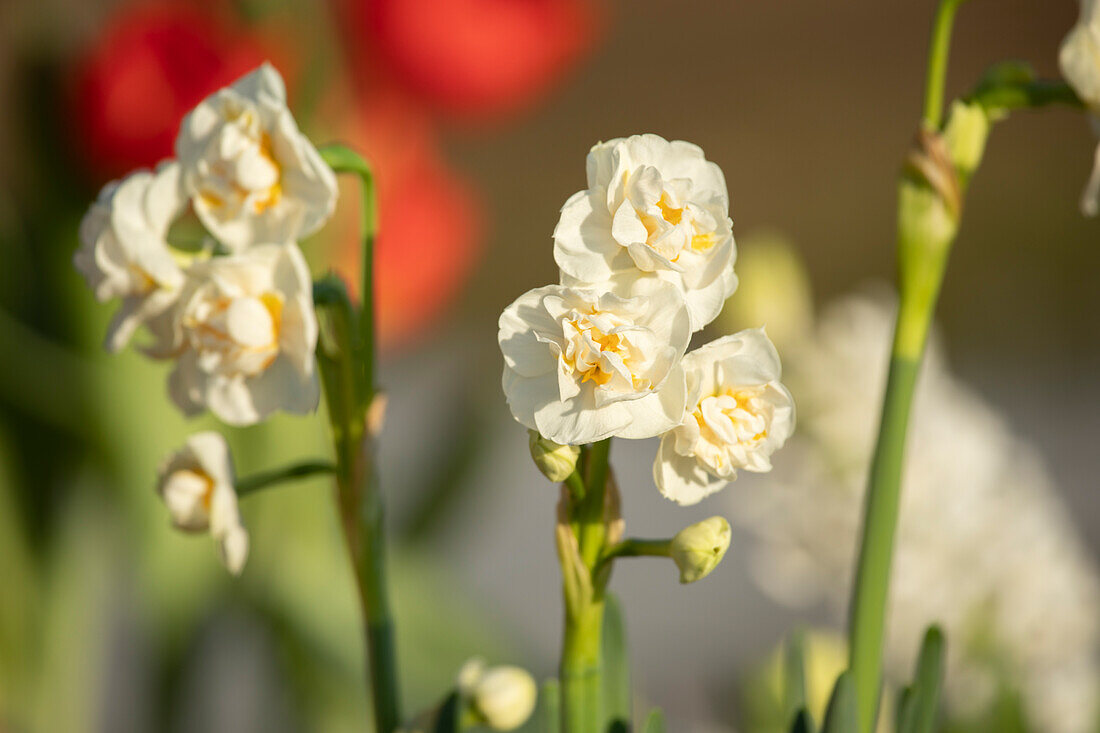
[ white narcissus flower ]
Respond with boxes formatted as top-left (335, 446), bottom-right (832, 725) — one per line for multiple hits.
top-left (164, 242), bottom-right (319, 426)
top-left (654, 328), bottom-right (795, 505)
top-left (1060, 2), bottom-right (1100, 215)
top-left (553, 134), bottom-right (737, 331)
top-left (73, 161), bottom-right (186, 352)
top-left (156, 432), bottom-right (248, 574)
top-left (175, 62), bottom-right (338, 250)
top-left (499, 281), bottom-right (690, 445)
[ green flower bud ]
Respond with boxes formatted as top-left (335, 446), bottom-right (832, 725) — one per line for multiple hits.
top-left (670, 516), bottom-right (731, 584)
top-left (528, 430), bottom-right (580, 483)
top-left (943, 100), bottom-right (992, 185)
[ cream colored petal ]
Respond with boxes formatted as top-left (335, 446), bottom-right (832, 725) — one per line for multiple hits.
top-left (654, 433), bottom-right (728, 506)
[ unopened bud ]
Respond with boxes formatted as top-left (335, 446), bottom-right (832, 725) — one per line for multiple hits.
top-left (670, 516), bottom-right (731, 584)
top-left (456, 658), bottom-right (537, 731)
top-left (528, 430), bottom-right (580, 483)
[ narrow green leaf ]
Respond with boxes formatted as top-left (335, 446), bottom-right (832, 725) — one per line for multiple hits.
top-left (821, 671), bottom-right (858, 733)
top-left (431, 691), bottom-right (461, 733)
top-left (642, 708), bottom-right (666, 733)
top-left (539, 679), bottom-right (561, 733)
top-left (907, 626), bottom-right (945, 733)
top-left (790, 708), bottom-right (817, 733)
top-left (783, 630), bottom-right (809, 728)
top-left (601, 594), bottom-right (631, 731)
top-left (895, 685), bottom-right (918, 733)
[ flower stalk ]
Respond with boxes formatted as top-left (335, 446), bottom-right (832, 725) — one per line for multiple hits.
top-left (235, 460), bottom-right (335, 496)
top-left (316, 145), bottom-right (400, 733)
top-left (847, 1), bottom-right (967, 730)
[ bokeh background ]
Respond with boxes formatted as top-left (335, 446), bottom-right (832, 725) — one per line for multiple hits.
top-left (1, 0), bottom-right (1098, 731)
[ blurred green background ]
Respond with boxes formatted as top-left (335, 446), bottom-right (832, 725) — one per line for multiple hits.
top-left (0, 0), bottom-right (1097, 731)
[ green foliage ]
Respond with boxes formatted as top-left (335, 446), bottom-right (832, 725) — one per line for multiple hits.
top-left (783, 630), bottom-right (809, 728)
top-left (642, 708), bottom-right (666, 733)
top-left (600, 594), bottom-right (631, 732)
top-left (821, 672), bottom-right (858, 733)
top-left (539, 679), bottom-right (561, 733)
top-left (895, 626), bottom-right (945, 733)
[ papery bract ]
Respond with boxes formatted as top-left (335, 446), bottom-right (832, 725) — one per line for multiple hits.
top-left (164, 242), bottom-right (319, 426)
top-left (499, 281), bottom-right (690, 446)
top-left (1060, 2), bottom-right (1100, 215)
top-left (176, 63), bottom-right (337, 250)
top-left (655, 328), bottom-right (794, 505)
top-left (554, 134), bottom-right (737, 331)
top-left (74, 160), bottom-right (186, 352)
top-left (70, 2), bottom-right (273, 181)
top-left (156, 431), bottom-right (248, 574)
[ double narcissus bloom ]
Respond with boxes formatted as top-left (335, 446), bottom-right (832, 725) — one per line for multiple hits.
top-left (157, 432), bottom-right (248, 574)
top-left (655, 329), bottom-right (795, 505)
top-left (163, 243), bottom-right (319, 426)
top-left (1060, 0), bottom-right (1100, 215)
top-left (176, 63), bottom-right (338, 250)
top-left (554, 134), bottom-right (737, 331)
top-left (499, 133), bottom-right (792, 502)
top-left (75, 63), bottom-right (332, 428)
top-left (73, 161), bottom-right (186, 352)
top-left (499, 281), bottom-right (690, 445)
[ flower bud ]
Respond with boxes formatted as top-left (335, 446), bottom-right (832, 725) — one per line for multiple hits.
top-left (528, 430), bottom-right (580, 482)
top-left (456, 658), bottom-right (537, 731)
top-left (670, 516), bottom-right (731, 584)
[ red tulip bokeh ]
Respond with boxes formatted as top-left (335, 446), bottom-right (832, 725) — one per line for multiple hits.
top-left (339, 0), bottom-right (601, 120)
top-left (70, 2), bottom-right (285, 182)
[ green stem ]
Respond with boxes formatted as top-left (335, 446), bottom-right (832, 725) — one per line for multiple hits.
top-left (922, 0), bottom-right (969, 129)
top-left (560, 438), bottom-right (613, 733)
top-left (235, 461), bottom-right (335, 496)
top-left (562, 598), bottom-right (604, 733)
top-left (320, 144), bottom-right (378, 407)
top-left (564, 470), bottom-right (586, 503)
top-left (596, 538), bottom-right (672, 574)
top-left (967, 78), bottom-right (1083, 113)
top-left (316, 148), bottom-right (399, 733)
top-left (577, 439), bottom-right (612, 570)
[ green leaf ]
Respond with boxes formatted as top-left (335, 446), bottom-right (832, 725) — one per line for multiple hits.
top-left (897, 626), bottom-right (945, 733)
top-left (783, 630), bottom-right (809, 728)
top-left (601, 594), bottom-right (631, 731)
top-left (642, 708), bottom-right (666, 733)
top-left (539, 679), bottom-right (561, 733)
top-left (790, 708), bottom-right (817, 733)
top-left (431, 691), bottom-right (461, 733)
top-left (821, 671), bottom-right (858, 733)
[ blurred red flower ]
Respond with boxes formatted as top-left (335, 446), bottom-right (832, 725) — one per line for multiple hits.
top-left (70, 1), bottom-right (288, 181)
top-left (326, 90), bottom-right (484, 348)
top-left (339, 0), bottom-right (601, 120)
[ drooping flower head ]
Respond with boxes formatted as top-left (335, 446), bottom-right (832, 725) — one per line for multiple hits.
top-left (164, 242), bottom-right (319, 426)
top-left (499, 281), bottom-right (690, 445)
top-left (73, 161), bottom-right (186, 352)
top-left (176, 63), bottom-right (338, 249)
top-left (554, 134), bottom-right (737, 330)
top-left (655, 328), bottom-right (794, 505)
top-left (156, 431), bottom-right (248, 574)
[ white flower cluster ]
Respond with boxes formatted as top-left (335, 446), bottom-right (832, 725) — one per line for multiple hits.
top-left (74, 63), bottom-right (335, 427)
top-left (498, 134), bottom-right (794, 503)
top-left (75, 64), bottom-right (338, 574)
top-left (730, 292), bottom-right (1100, 733)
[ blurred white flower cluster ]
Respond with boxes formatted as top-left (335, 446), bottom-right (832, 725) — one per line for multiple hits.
top-left (1060, 0), bottom-right (1100, 216)
top-left (74, 64), bottom-right (338, 573)
top-left (74, 63), bottom-right (335, 427)
top-left (729, 286), bottom-right (1100, 733)
top-left (498, 134), bottom-right (794, 503)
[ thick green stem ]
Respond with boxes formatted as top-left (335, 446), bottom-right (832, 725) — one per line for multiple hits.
top-left (562, 599), bottom-right (604, 733)
top-left (560, 438), bottom-right (613, 733)
top-left (317, 147), bottom-right (399, 733)
top-left (235, 461), bottom-right (335, 496)
top-left (922, 0), bottom-right (969, 129)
